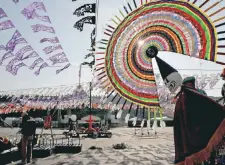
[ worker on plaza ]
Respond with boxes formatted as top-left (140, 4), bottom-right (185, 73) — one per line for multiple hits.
top-left (19, 112), bottom-right (36, 164)
top-left (68, 117), bottom-right (73, 132)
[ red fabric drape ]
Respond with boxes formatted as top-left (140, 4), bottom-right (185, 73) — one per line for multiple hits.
top-left (174, 87), bottom-right (225, 165)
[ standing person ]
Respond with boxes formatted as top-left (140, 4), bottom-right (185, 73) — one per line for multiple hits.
top-left (19, 112), bottom-right (36, 164)
top-left (173, 77), bottom-right (225, 164)
top-left (68, 117), bottom-right (73, 132)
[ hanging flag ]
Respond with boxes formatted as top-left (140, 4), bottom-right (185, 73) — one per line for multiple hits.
top-left (56, 63), bottom-right (71, 74)
top-left (21, 51), bottom-right (38, 60)
top-left (74, 16), bottom-right (96, 31)
top-left (29, 57), bottom-right (44, 70)
top-left (43, 45), bottom-right (63, 55)
top-left (12, 0), bottom-right (19, 4)
top-left (31, 24), bottom-right (55, 33)
top-left (10, 63), bottom-right (26, 76)
top-left (73, 3), bottom-right (96, 16)
top-left (90, 27), bottom-right (96, 51)
top-left (6, 58), bottom-right (20, 72)
top-left (0, 52), bottom-right (13, 65)
top-left (40, 37), bottom-right (59, 44)
top-left (15, 45), bottom-right (33, 59)
top-left (73, 0), bottom-right (97, 32)
top-left (3, 30), bottom-right (27, 52)
top-left (34, 62), bottom-right (48, 76)
top-left (21, 2), bottom-right (51, 23)
top-left (21, 2), bottom-right (70, 74)
top-left (49, 52), bottom-right (68, 64)
top-left (0, 8), bottom-right (7, 19)
top-left (0, 20), bottom-right (14, 31)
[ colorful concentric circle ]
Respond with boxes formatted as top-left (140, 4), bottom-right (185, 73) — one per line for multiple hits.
top-left (105, 1), bottom-right (217, 107)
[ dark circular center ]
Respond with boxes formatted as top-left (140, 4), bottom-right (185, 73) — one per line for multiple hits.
top-left (146, 46), bottom-right (158, 58)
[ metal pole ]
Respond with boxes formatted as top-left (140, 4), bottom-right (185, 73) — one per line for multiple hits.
top-left (89, 82), bottom-right (92, 129)
top-left (79, 64), bottom-right (82, 86)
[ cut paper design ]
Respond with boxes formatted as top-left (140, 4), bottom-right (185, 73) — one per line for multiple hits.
top-left (56, 63), bottom-right (71, 74)
top-left (31, 24), bottom-right (55, 33)
top-left (29, 57), bottom-right (44, 70)
top-left (34, 62), bottom-right (48, 76)
top-left (11, 62), bottom-right (26, 75)
top-left (0, 8), bottom-right (48, 75)
top-left (40, 37), bottom-right (59, 44)
top-left (49, 52), bottom-right (69, 65)
top-left (15, 46), bottom-right (33, 59)
top-left (21, 2), bottom-right (70, 73)
top-left (0, 20), bottom-right (15, 31)
top-left (74, 16), bottom-right (96, 31)
top-left (2, 30), bottom-right (27, 52)
top-left (43, 45), bottom-right (62, 55)
top-left (6, 58), bottom-right (20, 72)
top-left (0, 30), bottom-right (28, 65)
top-left (21, 51), bottom-right (38, 60)
top-left (21, 2), bottom-right (51, 23)
top-left (0, 8), bottom-right (7, 19)
top-left (73, 3), bottom-right (96, 17)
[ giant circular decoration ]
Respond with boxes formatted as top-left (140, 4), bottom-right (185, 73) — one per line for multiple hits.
top-left (98, 0), bottom-right (223, 108)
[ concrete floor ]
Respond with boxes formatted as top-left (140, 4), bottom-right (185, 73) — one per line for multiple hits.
top-left (0, 127), bottom-right (175, 165)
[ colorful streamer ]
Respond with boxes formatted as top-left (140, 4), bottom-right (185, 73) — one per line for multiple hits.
top-left (97, 0), bottom-right (225, 109)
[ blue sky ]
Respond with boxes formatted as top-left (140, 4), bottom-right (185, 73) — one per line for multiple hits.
top-left (0, 0), bottom-right (225, 96)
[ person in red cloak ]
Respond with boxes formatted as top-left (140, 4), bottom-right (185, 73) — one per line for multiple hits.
top-left (174, 76), bottom-right (225, 165)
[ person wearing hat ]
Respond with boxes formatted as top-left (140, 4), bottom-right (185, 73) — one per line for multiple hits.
top-left (172, 76), bottom-right (207, 103)
top-left (173, 76), bottom-right (225, 164)
top-left (19, 112), bottom-right (36, 164)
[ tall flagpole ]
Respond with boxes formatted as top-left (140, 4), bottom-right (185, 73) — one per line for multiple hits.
top-left (89, 82), bottom-right (92, 129)
top-left (95, 0), bottom-right (99, 42)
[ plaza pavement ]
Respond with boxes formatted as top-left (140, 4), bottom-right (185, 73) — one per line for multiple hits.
top-left (0, 127), bottom-right (175, 165)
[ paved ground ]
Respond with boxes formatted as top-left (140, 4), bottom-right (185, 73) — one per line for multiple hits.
top-left (0, 127), bottom-right (175, 165)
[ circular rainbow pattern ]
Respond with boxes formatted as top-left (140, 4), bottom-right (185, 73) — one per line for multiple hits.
top-left (105, 1), bottom-right (217, 107)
